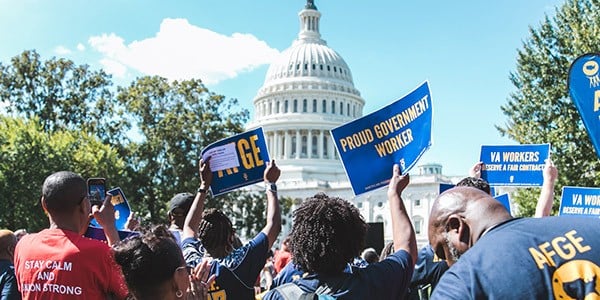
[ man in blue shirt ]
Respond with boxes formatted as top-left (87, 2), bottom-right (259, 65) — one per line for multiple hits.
top-left (264, 164), bottom-right (417, 299)
top-left (429, 186), bottom-right (600, 299)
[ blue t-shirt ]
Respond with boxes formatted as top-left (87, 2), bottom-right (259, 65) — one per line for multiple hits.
top-left (271, 257), bottom-right (369, 289)
top-left (271, 261), bottom-right (306, 289)
top-left (0, 259), bottom-right (20, 300)
top-left (406, 245), bottom-right (448, 299)
top-left (432, 217), bottom-right (600, 299)
top-left (182, 232), bottom-right (269, 300)
top-left (264, 250), bottom-right (413, 300)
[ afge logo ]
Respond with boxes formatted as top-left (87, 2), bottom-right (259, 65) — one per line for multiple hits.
top-left (583, 60), bottom-right (600, 88)
top-left (552, 260), bottom-right (600, 300)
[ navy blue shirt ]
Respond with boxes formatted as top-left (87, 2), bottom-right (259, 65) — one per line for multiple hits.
top-left (0, 259), bottom-right (19, 300)
top-left (264, 250), bottom-right (413, 300)
top-left (405, 245), bottom-right (448, 299)
top-left (432, 217), bottom-right (600, 299)
top-left (183, 232), bottom-right (269, 300)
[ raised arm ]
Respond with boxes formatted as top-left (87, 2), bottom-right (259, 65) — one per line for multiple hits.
top-left (535, 158), bottom-right (558, 218)
top-left (261, 160), bottom-right (281, 248)
top-left (93, 195), bottom-right (119, 247)
top-left (387, 164), bottom-right (417, 265)
top-left (183, 158), bottom-right (212, 240)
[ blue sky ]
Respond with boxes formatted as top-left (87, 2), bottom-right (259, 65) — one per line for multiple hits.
top-left (0, 0), bottom-right (564, 176)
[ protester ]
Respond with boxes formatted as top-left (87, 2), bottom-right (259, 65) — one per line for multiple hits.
top-left (168, 192), bottom-right (195, 246)
top-left (429, 186), bottom-right (600, 299)
top-left (404, 244), bottom-right (448, 300)
top-left (468, 158), bottom-right (558, 217)
top-left (264, 164), bottom-right (416, 299)
top-left (112, 225), bottom-right (215, 300)
top-left (273, 236), bottom-right (292, 273)
top-left (255, 250), bottom-right (276, 299)
top-left (182, 159), bottom-right (282, 299)
top-left (13, 171), bottom-right (128, 299)
top-left (0, 230), bottom-right (19, 300)
top-left (360, 248), bottom-right (379, 264)
top-left (12, 230), bottom-right (27, 243)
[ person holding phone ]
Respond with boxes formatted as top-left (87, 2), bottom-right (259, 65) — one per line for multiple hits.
top-left (13, 171), bottom-right (128, 299)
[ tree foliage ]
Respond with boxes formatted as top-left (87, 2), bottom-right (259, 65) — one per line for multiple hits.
top-left (498, 0), bottom-right (600, 216)
top-left (116, 76), bottom-right (254, 225)
top-left (0, 50), bottom-right (129, 143)
top-left (0, 51), bottom-right (292, 237)
top-left (0, 116), bottom-right (126, 231)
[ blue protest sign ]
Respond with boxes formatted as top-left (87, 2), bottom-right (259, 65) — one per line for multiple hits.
top-left (559, 186), bottom-right (600, 217)
top-left (331, 82), bottom-right (432, 196)
top-left (85, 226), bottom-right (139, 242)
top-left (89, 187), bottom-right (131, 230)
top-left (568, 53), bottom-right (600, 158)
top-left (479, 144), bottom-right (549, 186)
top-left (494, 193), bottom-right (511, 215)
top-left (439, 183), bottom-right (454, 194)
top-left (201, 127), bottom-right (270, 196)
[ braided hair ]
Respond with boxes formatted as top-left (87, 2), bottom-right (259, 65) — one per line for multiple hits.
top-left (290, 193), bottom-right (367, 276)
top-left (198, 208), bottom-right (235, 258)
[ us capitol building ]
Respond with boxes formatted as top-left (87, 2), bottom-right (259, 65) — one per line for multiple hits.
top-left (246, 1), bottom-right (462, 248)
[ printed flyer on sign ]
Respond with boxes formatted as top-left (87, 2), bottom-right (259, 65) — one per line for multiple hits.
top-left (559, 186), bottom-right (600, 217)
top-left (479, 144), bottom-right (549, 186)
top-left (568, 53), bottom-right (600, 159)
top-left (331, 81), bottom-right (432, 196)
top-left (201, 127), bottom-right (270, 196)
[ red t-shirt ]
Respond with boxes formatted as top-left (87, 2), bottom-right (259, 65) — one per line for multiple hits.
top-left (14, 229), bottom-right (128, 300)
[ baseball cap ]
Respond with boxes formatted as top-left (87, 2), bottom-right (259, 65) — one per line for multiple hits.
top-left (169, 193), bottom-right (195, 216)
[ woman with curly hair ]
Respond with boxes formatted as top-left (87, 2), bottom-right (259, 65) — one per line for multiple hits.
top-left (264, 164), bottom-right (417, 299)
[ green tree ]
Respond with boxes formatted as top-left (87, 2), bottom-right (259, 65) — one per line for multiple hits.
top-left (0, 116), bottom-right (126, 231)
top-left (117, 76), bottom-right (267, 228)
top-left (498, 0), bottom-right (600, 216)
top-left (0, 50), bottom-right (129, 144)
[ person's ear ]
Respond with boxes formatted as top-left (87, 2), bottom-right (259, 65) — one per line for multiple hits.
top-left (447, 215), bottom-right (469, 244)
top-left (40, 197), bottom-right (49, 214)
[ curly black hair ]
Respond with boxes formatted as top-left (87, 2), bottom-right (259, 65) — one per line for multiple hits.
top-left (198, 208), bottom-right (234, 258)
top-left (112, 225), bottom-right (183, 299)
top-left (290, 193), bottom-right (367, 276)
top-left (455, 177), bottom-right (491, 195)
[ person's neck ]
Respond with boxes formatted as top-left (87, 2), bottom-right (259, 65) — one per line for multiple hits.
top-left (472, 216), bottom-right (512, 245)
top-left (48, 215), bottom-right (83, 234)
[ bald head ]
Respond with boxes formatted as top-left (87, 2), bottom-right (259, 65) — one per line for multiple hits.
top-left (0, 230), bottom-right (16, 259)
top-left (428, 186), bottom-right (512, 264)
top-left (42, 171), bottom-right (87, 216)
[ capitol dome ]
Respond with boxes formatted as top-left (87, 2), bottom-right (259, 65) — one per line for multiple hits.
top-left (247, 1), bottom-right (365, 188)
top-left (245, 1), bottom-right (456, 249)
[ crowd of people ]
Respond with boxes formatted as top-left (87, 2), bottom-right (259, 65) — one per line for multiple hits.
top-left (2, 155), bottom-right (600, 299)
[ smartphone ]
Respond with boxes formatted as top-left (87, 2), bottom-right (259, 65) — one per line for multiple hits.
top-left (87, 178), bottom-right (106, 207)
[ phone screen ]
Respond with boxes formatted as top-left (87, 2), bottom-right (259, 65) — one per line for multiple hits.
top-left (87, 178), bottom-right (106, 207)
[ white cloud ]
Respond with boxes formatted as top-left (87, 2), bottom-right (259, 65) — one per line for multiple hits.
top-left (88, 18), bottom-right (280, 84)
top-left (76, 43), bottom-right (86, 51)
top-left (54, 45), bottom-right (72, 55)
